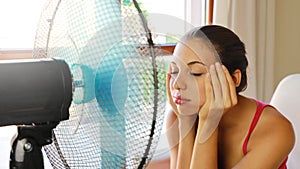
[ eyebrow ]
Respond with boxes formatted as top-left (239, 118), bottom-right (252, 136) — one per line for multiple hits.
top-left (170, 61), bottom-right (206, 66)
top-left (187, 61), bottom-right (206, 66)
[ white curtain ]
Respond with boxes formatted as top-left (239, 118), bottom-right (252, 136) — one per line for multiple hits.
top-left (213, 0), bottom-right (275, 102)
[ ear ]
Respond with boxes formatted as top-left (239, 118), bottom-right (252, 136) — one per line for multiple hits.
top-left (231, 69), bottom-right (242, 87)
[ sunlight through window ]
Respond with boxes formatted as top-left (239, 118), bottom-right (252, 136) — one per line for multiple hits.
top-left (0, 0), bottom-right (46, 49)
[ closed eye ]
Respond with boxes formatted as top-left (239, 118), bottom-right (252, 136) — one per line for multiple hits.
top-left (190, 73), bottom-right (203, 76)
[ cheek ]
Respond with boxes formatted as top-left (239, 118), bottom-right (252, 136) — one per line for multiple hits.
top-left (186, 77), bottom-right (206, 106)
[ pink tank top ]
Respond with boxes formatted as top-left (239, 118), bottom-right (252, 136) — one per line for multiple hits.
top-left (242, 100), bottom-right (288, 169)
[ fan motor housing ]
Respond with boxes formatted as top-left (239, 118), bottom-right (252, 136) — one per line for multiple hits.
top-left (0, 58), bottom-right (72, 126)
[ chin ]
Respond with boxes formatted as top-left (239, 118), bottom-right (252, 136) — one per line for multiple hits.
top-left (177, 105), bottom-right (199, 116)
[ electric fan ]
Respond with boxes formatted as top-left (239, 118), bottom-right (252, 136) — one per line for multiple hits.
top-left (32, 0), bottom-right (168, 168)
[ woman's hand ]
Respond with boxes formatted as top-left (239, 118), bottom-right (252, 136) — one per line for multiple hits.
top-left (197, 62), bottom-right (238, 143)
top-left (188, 63), bottom-right (238, 169)
top-left (166, 73), bottom-right (179, 115)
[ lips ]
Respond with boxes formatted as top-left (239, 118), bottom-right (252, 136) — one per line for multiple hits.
top-left (173, 95), bottom-right (190, 105)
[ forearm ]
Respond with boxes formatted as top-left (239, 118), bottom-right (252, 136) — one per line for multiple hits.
top-left (176, 119), bottom-right (196, 169)
top-left (169, 147), bottom-right (178, 169)
top-left (190, 119), bottom-right (219, 169)
top-left (165, 110), bottom-right (179, 169)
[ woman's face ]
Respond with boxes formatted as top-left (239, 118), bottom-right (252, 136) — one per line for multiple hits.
top-left (169, 39), bottom-right (217, 116)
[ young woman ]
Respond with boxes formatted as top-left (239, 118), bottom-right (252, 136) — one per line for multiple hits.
top-left (165, 25), bottom-right (295, 169)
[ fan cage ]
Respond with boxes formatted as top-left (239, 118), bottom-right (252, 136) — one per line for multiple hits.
top-left (33, 0), bottom-right (170, 168)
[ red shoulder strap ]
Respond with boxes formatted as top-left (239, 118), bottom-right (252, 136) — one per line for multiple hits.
top-left (242, 100), bottom-right (267, 154)
top-left (242, 100), bottom-right (288, 168)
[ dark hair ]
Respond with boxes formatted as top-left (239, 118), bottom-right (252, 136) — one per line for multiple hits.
top-left (182, 25), bottom-right (248, 93)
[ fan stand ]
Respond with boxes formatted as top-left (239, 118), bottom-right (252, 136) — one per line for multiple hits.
top-left (10, 123), bottom-right (58, 169)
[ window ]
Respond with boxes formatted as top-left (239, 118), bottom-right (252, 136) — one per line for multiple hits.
top-left (121, 0), bottom-right (207, 54)
top-left (0, 0), bottom-right (208, 51)
top-left (135, 0), bottom-right (206, 45)
top-left (0, 0), bottom-right (46, 49)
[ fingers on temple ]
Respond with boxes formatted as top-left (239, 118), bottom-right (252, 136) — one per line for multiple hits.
top-left (205, 73), bottom-right (213, 102)
top-left (202, 72), bottom-right (213, 117)
top-left (209, 64), bottom-right (222, 104)
top-left (215, 62), bottom-right (230, 107)
top-left (222, 65), bottom-right (238, 106)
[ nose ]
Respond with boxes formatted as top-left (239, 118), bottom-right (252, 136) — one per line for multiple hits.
top-left (172, 73), bottom-right (186, 90)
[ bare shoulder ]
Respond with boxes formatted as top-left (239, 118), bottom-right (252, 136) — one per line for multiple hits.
top-left (259, 105), bottom-right (295, 144)
top-left (249, 105), bottom-right (295, 161)
top-left (240, 104), bottom-right (296, 168)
